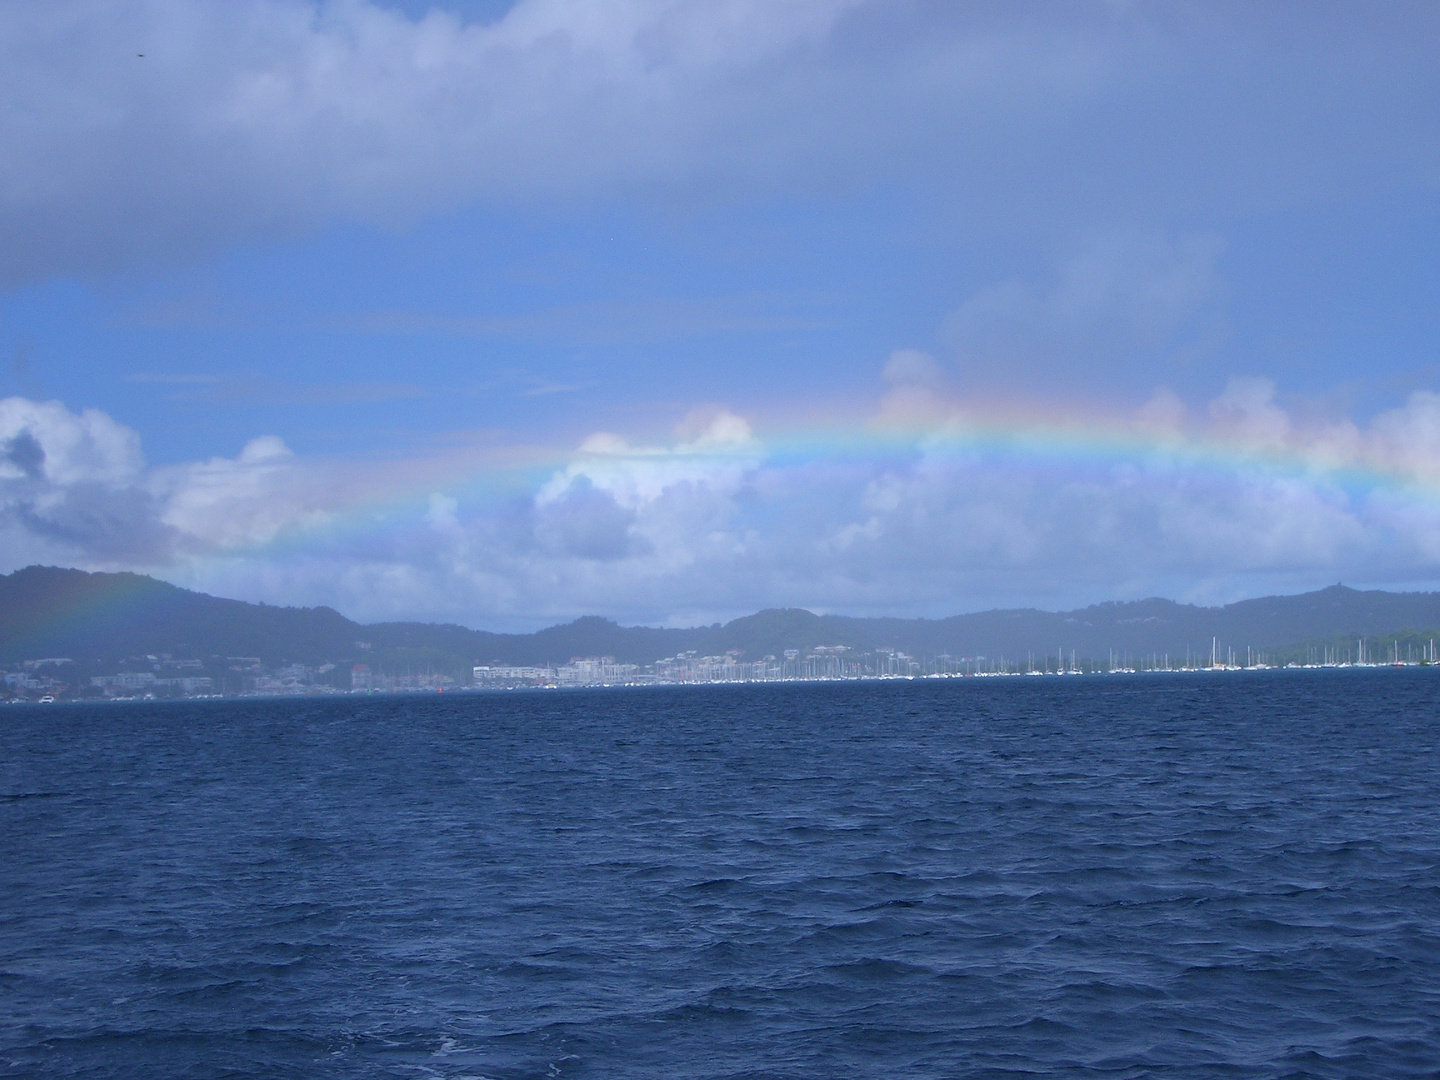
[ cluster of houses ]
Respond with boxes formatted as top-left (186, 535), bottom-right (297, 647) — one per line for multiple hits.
top-left (470, 646), bottom-right (925, 688)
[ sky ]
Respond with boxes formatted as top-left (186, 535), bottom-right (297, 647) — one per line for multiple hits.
top-left (1, 0), bottom-right (1439, 629)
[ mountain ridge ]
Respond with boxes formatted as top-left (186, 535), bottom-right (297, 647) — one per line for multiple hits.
top-left (3, 565), bottom-right (1439, 669)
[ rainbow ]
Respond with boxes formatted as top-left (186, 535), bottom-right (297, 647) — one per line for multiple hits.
top-left (0, 568), bottom-right (191, 661)
top-left (192, 399), bottom-right (1440, 560)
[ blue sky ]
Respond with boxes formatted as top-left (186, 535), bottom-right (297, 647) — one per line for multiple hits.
top-left (2, 1), bottom-right (1439, 628)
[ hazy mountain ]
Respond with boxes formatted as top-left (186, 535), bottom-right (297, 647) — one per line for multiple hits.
top-left (3, 565), bottom-right (1439, 669)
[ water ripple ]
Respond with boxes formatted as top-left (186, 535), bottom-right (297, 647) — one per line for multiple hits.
top-left (3, 670), bottom-right (1439, 1077)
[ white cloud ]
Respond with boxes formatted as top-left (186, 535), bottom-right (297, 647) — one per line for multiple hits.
top-left (279, 380), bottom-right (1440, 625)
top-left (0, 396), bottom-right (327, 563)
top-left (150, 434), bottom-right (332, 550)
top-left (0, 397), bottom-right (144, 485)
top-left (1135, 387), bottom-right (1187, 437)
top-left (876, 349), bottom-right (952, 426)
top-left (1207, 376), bottom-right (1291, 451)
top-left (1368, 391), bottom-right (1440, 484)
top-left (539, 407), bottom-right (758, 511)
top-left (8, 384), bottom-right (1440, 626)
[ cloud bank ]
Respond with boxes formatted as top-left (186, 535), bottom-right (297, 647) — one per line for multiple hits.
top-left (2, 0), bottom-right (1436, 284)
top-left (6, 381), bottom-right (1440, 627)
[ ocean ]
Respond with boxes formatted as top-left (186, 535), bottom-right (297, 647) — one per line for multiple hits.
top-left (3, 671), bottom-right (1438, 1078)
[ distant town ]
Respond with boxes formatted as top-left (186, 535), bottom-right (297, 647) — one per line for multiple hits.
top-left (10, 568), bottom-right (1440, 703)
top-left (4, 636), bottom-right (1437, 703)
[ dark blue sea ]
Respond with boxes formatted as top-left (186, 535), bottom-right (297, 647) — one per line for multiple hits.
top-left (4, 671), bottom-right (1440, 1079)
